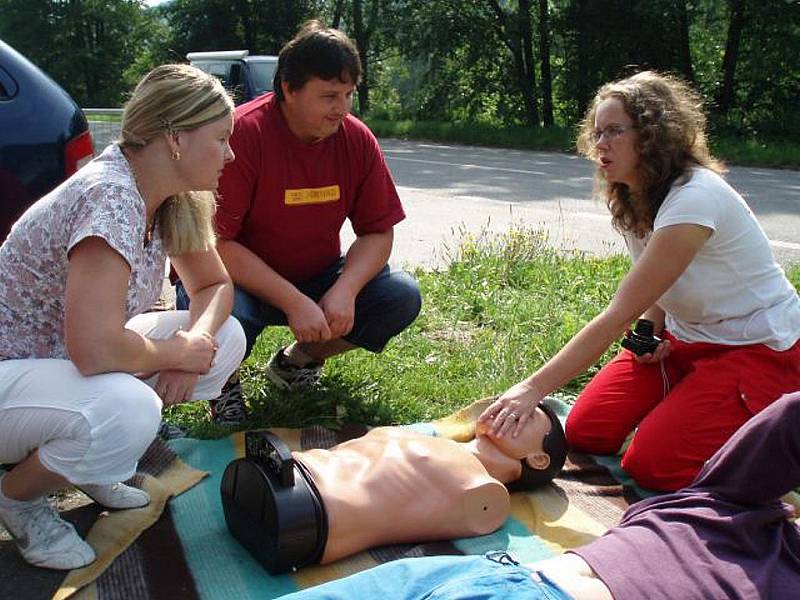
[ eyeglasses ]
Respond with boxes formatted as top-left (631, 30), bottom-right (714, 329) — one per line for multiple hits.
top-left (590, 124), bottom-right (633, 144)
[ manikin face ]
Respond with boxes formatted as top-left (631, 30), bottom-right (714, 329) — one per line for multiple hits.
top-left (172, 112), bottom-right (235, 191)
top-left (593, 97), bottom-right (640, 192)
top-left (281, 75), bottom-right (355, 144)
top-left (476, 406), bottom-right (553, 471)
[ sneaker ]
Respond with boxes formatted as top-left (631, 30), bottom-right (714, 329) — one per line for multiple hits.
top-left (157, 420), bottom-right (187, 440)
top-left (77, 482), bottom-right (150, 510)
top-left (209, 380), bottom-right (247, 425)
top-left (265, 347), bottom-right (322, 391)
top-left (0, 482), bottom-right (95, 570)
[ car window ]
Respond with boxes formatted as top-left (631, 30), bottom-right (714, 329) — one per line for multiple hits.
top-left (194, 61), bottom-right (232, 87)
top-left (249, 62), bottom-right (276, 96)
top-left (0, 65), bottom-right (18, 99)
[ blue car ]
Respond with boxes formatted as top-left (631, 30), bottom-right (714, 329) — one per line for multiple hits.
top-left (0, 40), bottom-right (94, 243)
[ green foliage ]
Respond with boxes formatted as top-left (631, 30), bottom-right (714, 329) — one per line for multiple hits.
top-left (716, 1), bottom-right (800, 138)
top-left (0, 0), bottom-right (164, 106)
top-left (152, 0), bottom-right (324, 62)
top-left (2, 0), bottom-right (798, 140)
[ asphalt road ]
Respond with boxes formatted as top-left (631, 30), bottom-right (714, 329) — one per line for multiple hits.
top-left (377, 139), bottom-right (800, 269)
top-left (89, 122), bottom-right (800, 268)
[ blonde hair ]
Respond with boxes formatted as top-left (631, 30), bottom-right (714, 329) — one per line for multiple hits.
top-left (576, 71), bottom-right (724, 237)
top-left (119, 64), bottom-right (234, 255)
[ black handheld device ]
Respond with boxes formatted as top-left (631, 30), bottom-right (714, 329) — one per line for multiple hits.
top-left (621, 319), bottom-right (662, 356)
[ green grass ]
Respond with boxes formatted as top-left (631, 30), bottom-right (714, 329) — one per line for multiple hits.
top-left (711, 134), bottom-right (800, 169)
top-left (788, 264), bottom-right (800, 290)
top-left (165, 227), bottom-right (631, 438)
top-left (164, 231), bottom-right (800, 439)
top-left (83, 111), bottom-right (122, 122)
top-left (364, 117), bottom-right (800, 169)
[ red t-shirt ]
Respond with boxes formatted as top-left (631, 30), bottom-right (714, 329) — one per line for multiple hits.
top-left (216, 93), bottom-right (405, 283)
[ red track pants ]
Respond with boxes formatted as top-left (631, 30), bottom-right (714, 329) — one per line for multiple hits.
top-left (566, 332), bottom-right (800, 491)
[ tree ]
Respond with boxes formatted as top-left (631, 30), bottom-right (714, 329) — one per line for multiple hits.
top-left (349, 0), bottom-right (381, 114)
top-left (0, 0), bottom-right (163, 106)
top-left (560, 0), bottom-right (704, 120)
top-left (489, 0), bottom-right (539, 126)
top-left (538, 0), bottom-right (553, 126)
top-left (716, 0), bottom-right (745, 115)
top-left (156, 0), bottom-right (319, 61)
top-left (676, 0), bottom-right (694, 83)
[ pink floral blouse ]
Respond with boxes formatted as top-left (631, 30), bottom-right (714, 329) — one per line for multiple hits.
top-left (0, 145), bottom-right (165, 360)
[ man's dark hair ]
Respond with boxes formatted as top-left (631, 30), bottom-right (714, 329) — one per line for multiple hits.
top-left (507, 402), bottom-right (569, 492)
top-left (273, 20), bottom-right (362, 101)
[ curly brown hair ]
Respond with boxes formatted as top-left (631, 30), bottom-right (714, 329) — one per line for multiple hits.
top-left (576, 71), bottom-right (724, 237)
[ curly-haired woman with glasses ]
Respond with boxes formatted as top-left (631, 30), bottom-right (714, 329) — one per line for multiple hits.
top-left (480, 71), bottom-right (800, 491)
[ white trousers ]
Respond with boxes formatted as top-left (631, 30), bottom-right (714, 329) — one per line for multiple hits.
top-left (0, 311), bottom-right (245, 485)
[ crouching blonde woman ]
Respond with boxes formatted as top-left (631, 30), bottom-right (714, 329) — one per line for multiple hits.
top-left (0, 64), bottom-right (245, 570)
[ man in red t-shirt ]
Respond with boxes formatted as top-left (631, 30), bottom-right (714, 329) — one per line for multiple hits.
top-left (176, 21), bottom-right (421, 423)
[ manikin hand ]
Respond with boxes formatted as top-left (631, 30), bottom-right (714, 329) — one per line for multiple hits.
top-left (155, 370), bottom-right (200, 406)
top-left (175, 329), bottom-right (217, 374)
top-left (478, 379), bottom-right (545, 438)
top-left (318, 283), bottom-right (356, 339)
top-left (286, 294), bottom-right (332, 343)
top-left (632, 338), bottom-right (672, 364)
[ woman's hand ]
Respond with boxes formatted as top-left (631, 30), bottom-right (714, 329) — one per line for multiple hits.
top-left (478, 380), bottom-right (546, 438)
top-left (632, 337), bottom-right (672, 364)
top-left (175, 329), bottom-right (217, 373)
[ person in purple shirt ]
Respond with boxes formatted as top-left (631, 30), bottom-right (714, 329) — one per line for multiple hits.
top-left (282, 389), bottom-right (800, 600)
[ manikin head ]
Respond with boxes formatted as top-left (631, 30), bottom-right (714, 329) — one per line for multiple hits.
top-left (476, 402), bottom-right (568, 491)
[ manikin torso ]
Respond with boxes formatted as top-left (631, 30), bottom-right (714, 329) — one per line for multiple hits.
top-left (295, 427), bottom-right (518, 563)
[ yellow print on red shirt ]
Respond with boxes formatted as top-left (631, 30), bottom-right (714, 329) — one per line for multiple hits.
top-left (284, 185), bottom-right (341, 206)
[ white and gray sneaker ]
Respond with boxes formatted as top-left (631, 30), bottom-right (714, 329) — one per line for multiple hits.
top-left (265, 347), bottom-right (323, 391)
top-left (78, 482), bottom-right (150, 510)
top-left (0, 485), bottom-right (95, 570)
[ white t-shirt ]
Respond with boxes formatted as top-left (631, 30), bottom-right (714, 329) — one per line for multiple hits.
top-left (625, 167), bottom-right (800, 351)
top-left (0, 144), bottom-right (165, 360)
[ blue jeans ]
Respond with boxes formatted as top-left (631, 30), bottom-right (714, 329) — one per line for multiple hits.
top-left (176, 257), bottom-right (421, 359)
top-left (280, 553), bottom-right (574, 600)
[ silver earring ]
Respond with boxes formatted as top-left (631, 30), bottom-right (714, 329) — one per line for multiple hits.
top-left (172, 150), bottom-right (181, 161)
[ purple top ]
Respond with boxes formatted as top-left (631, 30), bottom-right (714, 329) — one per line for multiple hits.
top-left (574, 391), bottom-right (800, 600)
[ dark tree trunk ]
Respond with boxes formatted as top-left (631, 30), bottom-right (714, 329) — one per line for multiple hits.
top-left (717, 0), bottom-right (745, 114)
top-left (518, 0), bottom-right (539, 126)
top-left (575, 0), bottom-right (591, 117)
top-left (538, 0), bottom-right (553, 126)
top-left (489, 0), bottom-right (538, 126)
top-left (331, 0), bottom-right (345, 29)
top-left (352, 0), bottom-right (370, 114)
top-left (235, 0), bottom-right (256, 51)
top-left (676, 0), bottom-right (694, 82)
